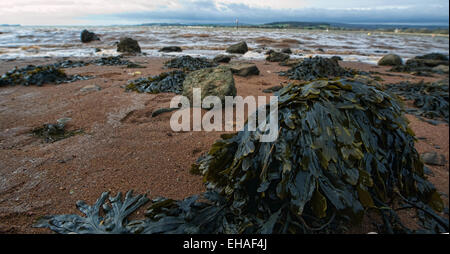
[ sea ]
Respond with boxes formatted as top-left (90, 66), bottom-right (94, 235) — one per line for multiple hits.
top-left (0, 25), bottom-right (448, 64)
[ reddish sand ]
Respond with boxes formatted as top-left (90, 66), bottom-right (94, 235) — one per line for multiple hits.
top-left (0, 57), bottom-right (447, 233)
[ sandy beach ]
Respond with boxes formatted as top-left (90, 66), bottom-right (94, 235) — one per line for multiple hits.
top-left (0, 55), bottom-right (447, 233)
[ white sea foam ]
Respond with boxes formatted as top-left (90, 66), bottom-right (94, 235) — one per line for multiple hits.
top-left (0, 26), bottom-right (448, 64)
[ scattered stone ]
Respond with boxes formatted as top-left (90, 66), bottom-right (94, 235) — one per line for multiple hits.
top-left (213, 54), bottom-right (231, 63)
top-left (378, 54), bottom-right (403, 66)
top-left (421, 152), bottom-right (447, 166)
top-left (159, 46), bottom-right (182, 53)
top-left (80, 84), bottom-right (101, 92)
top-left (317, 48), bottom-right (325, 52)
top-left (266, 52), bottom-right (290, 62)
top-left (164, 55), bottom-right (216, 71)
top-left (281, 48), bottom-right (292, 54)
top-left (182, 66), bottom-right (236, 107)
top-left (52, 60), bottom-right (88, 68)
top-left (80, 30), bottom-right (100, 43)
top-left (226, 41), bottom-right (248, 54)
top-left (228, 62), bottom-right (260, 77)
top-left (117, 37), bottom-right (141, 54)
top-left (126, 70), bottom-right (186, 94)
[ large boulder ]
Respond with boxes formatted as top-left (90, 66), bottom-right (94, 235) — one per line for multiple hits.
top-left (266, 52), bottom-right (290, 62)
top-left (378, 54), bottom-right (403, 66)
top-left (117, 37), bottom-right (141, 54)
top-left (182, 66), bottom-right (236, 107)
top-left (226, 41), bottom-right (248, 54)
top-left (159, 46), bottom-right (182, 53)
top-left (80, 30), bottom-right (100, 43)
top-left (228, 62), bottom-right (260, 77)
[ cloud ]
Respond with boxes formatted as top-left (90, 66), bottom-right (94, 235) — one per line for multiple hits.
top-left (0, 0), bottom-right (448, 25)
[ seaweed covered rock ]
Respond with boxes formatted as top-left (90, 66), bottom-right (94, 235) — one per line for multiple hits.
top-left (390, 53), bottom-right (449, 74)
top-left (279, 56), bottom-right (351, 81)
top-left (126, 70), bottom-right (186, 94)
top-left (117, 37), bottom-right (141, 54)
top-left (378, 54), bottom-right (403, 66)
top-left (159, 46), bottom-right (182, 52)
top-left (91, 55), bottom-right (132, 66)
top-left (35, 78), bottom-right (448, 234)
top-left (384, 79), bottom-right (449, 122)
top-left (80, 29), bottom-right (100, 43)
top-left (226, 41), bottom-right (248, 54)
top-left (266, 52), bottom-right (290, 62)
top-left (164, 55), bottom-right (217, 71)
top-left (193, 78), bottom-right (447, 233)
top-left (0, 65), bottom-right (67, 86)
top-left (182, 66), bottom-right (236, 106)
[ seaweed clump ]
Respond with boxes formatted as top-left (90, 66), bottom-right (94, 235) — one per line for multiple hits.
top-left (164, 56), bottom-right (217, 71)
top-left (384, 79), bottom-right (449, 123)
top-left (35, 78), bottom-right (448, 234)
top-left (126, 70), bottom-right (186, 94)
top-left (0, 65), bottom-right (68, 87)
top-left (91, 56), bottom-right (132, 66)
top-left (32, 121), bottom-right (82, 143)
top-left (0, 64), bottom-right (93, 87)
top-left (279, 56), bottom-right (352, 81)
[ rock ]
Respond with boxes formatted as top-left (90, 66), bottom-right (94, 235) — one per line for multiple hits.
top-left (159, 46), bottom-right (182, 53)
top-left (80, 30), bottom-right (100, 43)
top-left (433, 65), bottom-right (449, 74)
top-left (80, 84), bottom-right (101, 92)
top-left (317, 48), bottom-right (325, 52)
top-left (266, 52), bottom-right (290, 62)
top-left (265, 49), bottom-right (275, 55)
top-left (117, 37), bottom-right (141, 54)
top-left (182, 66), bottom-right (236, 107)
top-left (406, 58), bottom-right (448, 68)
top-left (331, 56), bottom-right (343, 62)
top-left (213, 54), bottom-right (231, 63)
top-left (279, 58), bottom-right (303, 67)
top-left (281, 48), bottom-right (292, 54)
top-left (416, 53), bottom-right (449, 61)
top-left (421, 152), bottom-right (447, 166)
top-left (378, 54), bottom-right (403, 66)
top-left (228, 62), bottom-right (260, 77)
top-left (226, 41), bottom-right (248, 54)
top-left (95, 48), bottom-right (101, 52)
top-left (57, 117), bottom-right (72, 126)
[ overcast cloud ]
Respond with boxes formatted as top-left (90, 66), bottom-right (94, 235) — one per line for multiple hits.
top-left (0, 0), bottom-right (448, 25)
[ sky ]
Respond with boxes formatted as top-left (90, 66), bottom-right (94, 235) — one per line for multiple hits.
top-left (0, 0), bottom-right (448, 26)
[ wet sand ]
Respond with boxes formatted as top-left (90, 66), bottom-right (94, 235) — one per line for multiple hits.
top-left (0, 57), bottom-right (448, 233)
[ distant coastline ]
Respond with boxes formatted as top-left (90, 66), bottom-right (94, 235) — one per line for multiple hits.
top-left (138, 21), bottom-right (449, 35)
